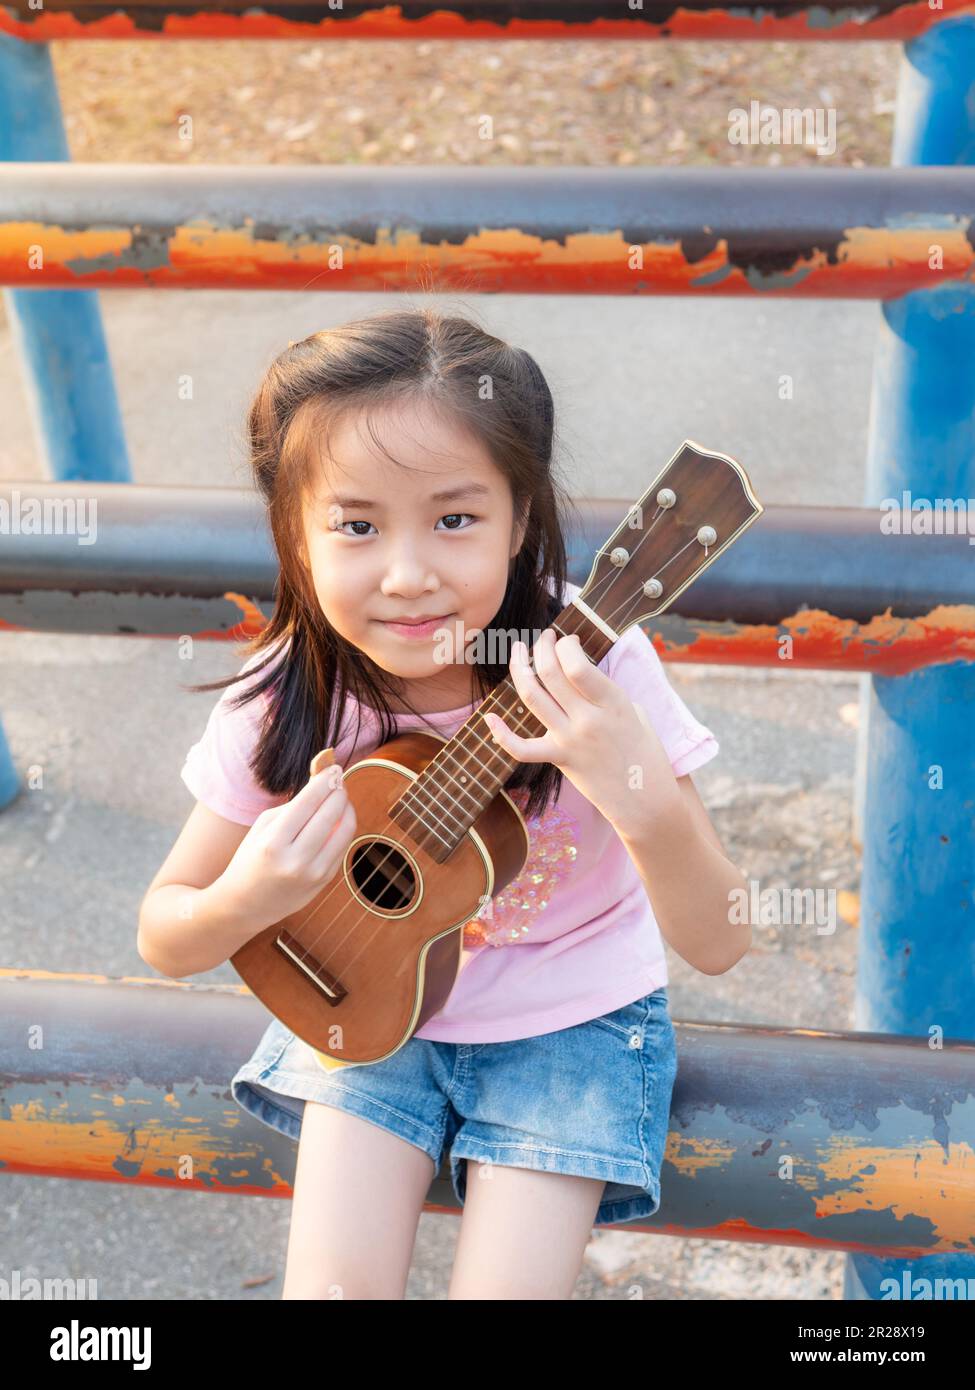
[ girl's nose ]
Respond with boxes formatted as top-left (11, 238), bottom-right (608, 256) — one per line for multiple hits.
top-left (381, 553), bottom-right (439, 595)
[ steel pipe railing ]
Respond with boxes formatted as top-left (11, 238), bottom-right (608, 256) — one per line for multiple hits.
top-left (1, 969), bottom-right (972, 1252)
top-left (3, 165), bottom-right (975, 298)
top-left (2, 482), bottom-right (974, 674)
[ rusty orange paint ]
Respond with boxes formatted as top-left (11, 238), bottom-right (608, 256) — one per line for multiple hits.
top-left (655, 605), bottom-right (975, 675)
top-left (0, 1116), bottom-right (268, 1190)
top-left (668, 1133), bottom-right (737, 1178)
top-left (0, 1), bottom-right (967, 45)
top-left (1, 1114), bottom-right (963, 1254)
top-left (649, 1217), bottom-right (931, 1257)
top-left (675, 1021), bottom-right (919, 1043)
top-left (0, 592), bottom-right (265, 643)
top-left (2, 604), bottom-right (973, 672)
top-left (667, 1125), bottom-right (974, 1254)
top-left (2, 222), bottom-right (974, 299)
top-left (814, 1138), bottom-right (975, 1248)
top-left (219, 592), bottom-right (270, 638)
top-left (152, 592), bottom-right (268, 642)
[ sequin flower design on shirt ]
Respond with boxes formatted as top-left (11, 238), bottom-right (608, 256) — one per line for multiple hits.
top-left (462, 787), bottom-right (579, 949)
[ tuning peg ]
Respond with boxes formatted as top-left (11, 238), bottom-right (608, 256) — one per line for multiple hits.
top-left (310, 747), bottom-right (336, 777)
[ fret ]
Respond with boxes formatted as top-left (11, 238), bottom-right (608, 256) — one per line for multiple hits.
top-left (465, 722), bottom-right (516, 759)
top-left (436, 745), bottom-right (500, 812)
top-left (426, 727), bottom-right (513, 795)
top-left (396, 784), bottom-right (466, 839)
top-left (401, 753), bottom-right (492, 822)
top-left (427, 740), bottom-right (510, 803)
top-left (418, 767), bottom-right (483, 819)
top-left (389, 800), bottom-right (453, 850)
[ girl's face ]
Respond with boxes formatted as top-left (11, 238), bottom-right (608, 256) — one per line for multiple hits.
top-left (299, 398), bottom-right (528, 711)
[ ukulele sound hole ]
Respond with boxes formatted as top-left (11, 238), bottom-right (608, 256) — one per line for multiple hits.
top-left (349, 839), bottom-right (417, 912)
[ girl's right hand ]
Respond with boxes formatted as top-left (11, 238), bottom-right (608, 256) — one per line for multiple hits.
top-left (219, 765), bottom-right (357, 939)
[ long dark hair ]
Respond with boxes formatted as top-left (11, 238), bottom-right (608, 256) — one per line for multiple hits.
top-left (184, 306), bottom-right (579, 822)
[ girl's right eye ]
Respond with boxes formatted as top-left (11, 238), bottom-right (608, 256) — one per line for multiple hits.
top-left (333, 520), bottom-right (376, 537)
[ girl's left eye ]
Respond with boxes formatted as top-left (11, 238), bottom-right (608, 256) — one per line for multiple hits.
top-left (334, 513), bottom-right (476, 537)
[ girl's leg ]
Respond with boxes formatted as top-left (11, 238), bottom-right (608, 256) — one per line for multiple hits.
top-left (447, 1161), bottom-right (605, 1300)
top-left (282, 1099), bottom-right (437, 1300)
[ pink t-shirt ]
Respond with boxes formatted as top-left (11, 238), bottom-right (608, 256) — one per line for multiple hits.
top-left (180, 580), bottom-right (719, 1044)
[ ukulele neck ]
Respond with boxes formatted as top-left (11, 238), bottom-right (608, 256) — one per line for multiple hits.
top-left (386, 597), bottom-right (615, 862)
top-left (386, 438), bottom-right (765, 864)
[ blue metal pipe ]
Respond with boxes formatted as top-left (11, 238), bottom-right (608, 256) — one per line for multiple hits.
top-left (0, 722), bottom-right (18, 809)
top-left (851, 15), bottom-right (975, 1301)
top-left (0, 35), bottom-right (130, 481)
top-left (0, 32), bottom-right (131, 807)
top-left (890, 19), bottom-right (975, 165)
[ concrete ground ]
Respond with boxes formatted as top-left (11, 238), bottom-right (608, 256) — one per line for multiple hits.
top-left (0, 287), bottom-right (875, 1298)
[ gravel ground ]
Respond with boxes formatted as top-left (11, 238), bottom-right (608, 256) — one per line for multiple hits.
top-left (50, 38), bottom-right (900, 169)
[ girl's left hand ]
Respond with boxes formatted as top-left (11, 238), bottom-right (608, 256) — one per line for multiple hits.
top-left (481, 628), bottom-right (678, 836)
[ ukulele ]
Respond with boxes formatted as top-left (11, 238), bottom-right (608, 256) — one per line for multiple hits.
top-left (231, 440), bottom-right (763, 1064)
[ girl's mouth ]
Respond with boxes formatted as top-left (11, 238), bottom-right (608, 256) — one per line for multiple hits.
top-left (379, 613), bottom-right (455, 639)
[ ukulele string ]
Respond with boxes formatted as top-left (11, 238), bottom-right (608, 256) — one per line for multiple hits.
top-left (288, 500), bottom-right (684, 979)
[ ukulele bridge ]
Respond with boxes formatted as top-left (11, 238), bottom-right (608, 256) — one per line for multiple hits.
top-left (275, 930), bottom-right (347, 1003)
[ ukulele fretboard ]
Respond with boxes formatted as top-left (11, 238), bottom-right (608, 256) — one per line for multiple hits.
top-left (386, 601), bottom-right (615, 862)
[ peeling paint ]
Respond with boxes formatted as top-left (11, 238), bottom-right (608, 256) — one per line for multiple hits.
top-left (654, 605), bottom-right (975, 675)
top-left (2, 216), bottom-right (975, 299)
top-left (0, 0), bottom-right (968, 44)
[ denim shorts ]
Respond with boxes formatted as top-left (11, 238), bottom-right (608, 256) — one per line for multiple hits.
top-left (230, 987), bottom-right (678, 1229)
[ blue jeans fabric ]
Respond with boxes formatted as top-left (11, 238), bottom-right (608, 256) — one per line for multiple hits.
top-left (231, 986), bottom-right (678, 1228)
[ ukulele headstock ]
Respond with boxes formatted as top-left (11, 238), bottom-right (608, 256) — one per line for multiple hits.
top-left (577, 440), bottom-right (763, 636)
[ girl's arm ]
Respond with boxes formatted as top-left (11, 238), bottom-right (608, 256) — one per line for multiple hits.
top-left (138, 769), bottom-right (356, 980)
top-left (137, 802), bottom-right (267, 979)
top-left (615, 773), bottom-right (751, 977)
top-left (479, 630), bottom-right (749, 978)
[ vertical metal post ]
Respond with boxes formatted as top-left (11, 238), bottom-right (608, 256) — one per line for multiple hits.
top-left (0, 723), bottom-right (18, 809)
top-left (0, 33), bottom-right (132, 807)
top-left (850, 17), bottom-right (975, 1301)
top-left (0, 34), bottom-right (130, 480)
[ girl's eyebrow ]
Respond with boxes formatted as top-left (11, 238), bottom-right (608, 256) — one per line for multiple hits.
top-left (325, 482), bottom-right (492, 510)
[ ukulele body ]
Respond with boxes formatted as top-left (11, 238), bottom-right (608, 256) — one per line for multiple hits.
top-left (231, 730), bottom-right (530, 1065)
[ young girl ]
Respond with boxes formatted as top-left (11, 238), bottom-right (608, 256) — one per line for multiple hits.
top-left (137, 307), bottom-right (749, 1301)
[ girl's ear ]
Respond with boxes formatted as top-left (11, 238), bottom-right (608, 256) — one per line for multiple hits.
top-left (510, 505), bottom-right (529, 561)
